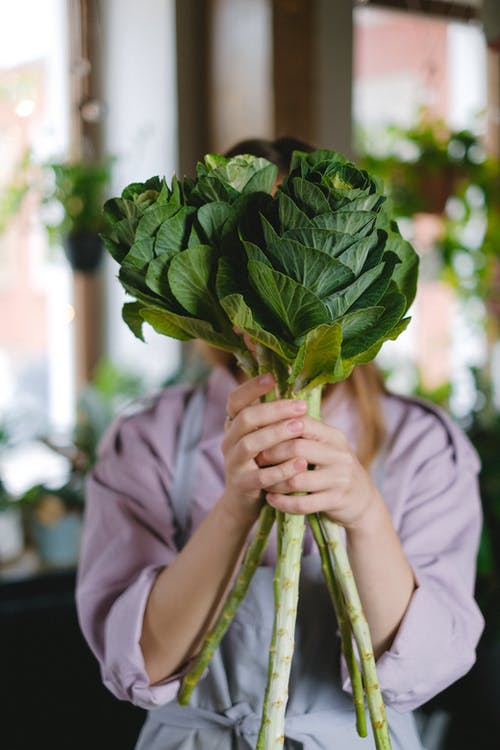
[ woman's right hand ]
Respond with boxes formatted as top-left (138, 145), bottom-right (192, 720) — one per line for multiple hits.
top-left (218, 373), bottom-right (308, 525)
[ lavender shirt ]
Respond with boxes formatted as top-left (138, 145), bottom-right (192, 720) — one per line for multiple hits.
top-left (76, 366), bottom-right (484, 721)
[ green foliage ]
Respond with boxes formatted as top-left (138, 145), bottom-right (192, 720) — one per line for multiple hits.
top-left (43, 158), bottom-right (112, 244)
top-left (102, 151), bottom-right (419, 394)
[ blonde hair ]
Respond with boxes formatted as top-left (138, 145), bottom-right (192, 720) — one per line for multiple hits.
top-left (195, 343), bottom-right (386, 468)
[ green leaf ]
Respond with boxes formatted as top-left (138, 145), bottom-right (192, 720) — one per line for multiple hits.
top-left (313, 210), bottom-right (376, 237)
top-left (122, 301), bottom-right (146, 341)
top-left (248, 260), bottom-right (329, 338)
top-left (220, 293), bottom-right (296, 361)
top-left (101, 234), bottom-right (128, 264)
top-left (385, 233), bottom-right (419, 309)
top-left (139, 308), bottom-right (194, 342)
top-left (341, 292), bottom-right (406, 358)
top-left (196, 202), bottom-right (231, 245)
top-left (106, 215), bottom-right (138, 248)
top-left (283, 227), bottom-right (355, 257)
top-left (337, 231), bottom-right (384, 275)
top-left (278, 192), bottom-right (313, 230)
top-left (290, 322), bottom-right (343, 391)
top-left (339, 307), bottom-right (384, 339)
top-left (154, 205), bottom-right (196, 253)
top-left (216, 155), bottom-right (275, 192)
top-left (259, 236), bottom-right (355, 298)
top-left (289, 149), bottom-right (349, 173)
top-left (145, 254), bottom-right (176, 298)
top-left (122, 237), bottom-right (156, 276)
top-left (190, 175), bottom-right (239, 205)
top-left (119, 269), bottom-right (171, 310)
top-left (243, 241), bottom-right (272, 266)
top-left (141, 307), bottom-right (240, 351)
top-left (168, 245), bottom-right (220, 321)
top-left (290, 177), bottom-right (331, 216)
top-left (336, 194), bottom-right (386, 213)
top-left (348, 251), bottom-right (400, 311)
top-left (242, 163), bottom-right (279, 194)
top-left (348, 316), bottom-right (411, 366)
top-left (103, 197), bottom-right (141, 229)
top-left (135, 203), bottom-right (181, 239)
top-left (324, 263), bottom-right (386, 320)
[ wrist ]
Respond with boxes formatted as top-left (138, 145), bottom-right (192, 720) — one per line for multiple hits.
top-left (344, 488), bottom-right (390, 541)
top-left (216, 491), bottom-right (262, 535)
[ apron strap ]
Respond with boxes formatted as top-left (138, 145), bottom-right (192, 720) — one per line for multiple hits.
top-left (170, 385), bottom-right (208, 550)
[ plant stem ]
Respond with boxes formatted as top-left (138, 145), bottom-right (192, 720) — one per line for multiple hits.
top-left (256, 510), bottom-right (284, 750)
top-left (258, 385), bottom-right (322, 750)
top-left (177, 502), bottom-right (275, 705)
top-left (321, 517), bottom-right (392, 750)
top-left (259, 512), bottom-right (305, 749)
top-left (307, 513), bottom-right (367, 738)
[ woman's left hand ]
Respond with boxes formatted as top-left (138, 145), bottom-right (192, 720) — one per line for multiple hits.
top-left (258, 415), bottom-right (379, 530)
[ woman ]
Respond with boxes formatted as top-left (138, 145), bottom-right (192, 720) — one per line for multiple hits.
top-left (76, 139), bottom-right (484, 749)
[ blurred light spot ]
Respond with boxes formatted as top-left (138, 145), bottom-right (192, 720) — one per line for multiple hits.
top-left (66, 304), bottom-right (75, 323)
top-left (15, 99), bottom-right (35, 117)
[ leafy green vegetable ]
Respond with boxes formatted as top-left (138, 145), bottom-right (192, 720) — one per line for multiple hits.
top-left (102, 149), bottom-right (419, 750)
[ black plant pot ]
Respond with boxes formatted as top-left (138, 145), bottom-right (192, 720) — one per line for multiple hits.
top-left (63, 230), bottom-right (103, 273)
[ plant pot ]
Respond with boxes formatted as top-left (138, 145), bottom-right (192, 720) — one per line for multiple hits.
top-left (31, 511), bottom-right (83, 566)
top-left (63, 230), bottom-right (103, 273)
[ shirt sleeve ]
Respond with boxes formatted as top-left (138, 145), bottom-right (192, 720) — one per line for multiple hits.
top-left (341, 401), bottom-right (484, 713)
top-left (76, 391), bottom-right (190, 709)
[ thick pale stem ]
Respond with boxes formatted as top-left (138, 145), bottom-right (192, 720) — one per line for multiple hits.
top-left (308, 513), bottom-right (367, 738)
top-left (258, 386), bottom-right (322, 750)
top-left (321, 517), bottom-right (392, 750)
top-left (178, 503), bottom-right (275, 705)
top-left (259, 512), bottom-right (305, 749)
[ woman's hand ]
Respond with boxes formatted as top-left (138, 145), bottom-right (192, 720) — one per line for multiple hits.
top-left (218, 373), bottom-right (309, 526)
top-left (259, 416), bottom-right (380, 531)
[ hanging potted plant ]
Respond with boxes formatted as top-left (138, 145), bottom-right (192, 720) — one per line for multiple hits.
top-left (42, 158), bottom-right (112, 272)
top-left (360, 112), bottom-right (485, 217)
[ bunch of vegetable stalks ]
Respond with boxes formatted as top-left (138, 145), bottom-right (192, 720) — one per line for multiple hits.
top-left (102, 149), bottom-right (419, 750)
top-left (177, 374), bottom-right (390, 750)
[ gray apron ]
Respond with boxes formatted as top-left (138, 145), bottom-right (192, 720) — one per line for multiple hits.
top-left (135, 388), bottom-right (425, 750)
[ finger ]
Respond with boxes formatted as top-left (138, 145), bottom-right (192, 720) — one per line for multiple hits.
top-left (267, 467), bottom-right (340, 496)
top-left (238, 457), bottom-right (308, 493)
top-left (228, 399), bottom-right (307, 446)
top-left (257, 438), bottom-right (337, 468)
top-left (266, 489), bottom-right (337, 515)
top-left (299, 416), bottom-right (350, 450)
top-left (231, 416), bottom-right (306, 463)
top-left (226, 373), bottom-right (276, 419)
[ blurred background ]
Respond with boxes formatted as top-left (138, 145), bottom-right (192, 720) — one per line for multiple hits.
top-left (1, 1), bottom-right (499, 748)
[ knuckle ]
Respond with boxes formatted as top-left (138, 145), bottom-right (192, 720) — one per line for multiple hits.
top-left (293, 497), bottom-right (309, 515)
top-left (257, 469), bottom-right (268, 489)
top-left (239, 434), bottom-right (255, 458)
top-left (239, 410), bottom-right (254, 431)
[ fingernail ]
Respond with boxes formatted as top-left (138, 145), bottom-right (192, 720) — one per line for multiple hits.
top-left (288, 419), bottom-right (303, 433)
top-left (294, 458), bottom-right (306, 471)
top-left (259, 373), bottom-right (274, 385)
top-left (293, 400), bottom-right (307, 413)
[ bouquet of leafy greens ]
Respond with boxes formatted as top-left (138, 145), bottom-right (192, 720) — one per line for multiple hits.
top-left (102, 150), bottom-right (419, 750)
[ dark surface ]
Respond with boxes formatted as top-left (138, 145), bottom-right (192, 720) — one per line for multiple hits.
top-left (1, 568), bottom-right (145, 750)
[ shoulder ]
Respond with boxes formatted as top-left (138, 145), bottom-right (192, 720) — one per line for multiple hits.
top-left (380, 391), bottom-right (480, 475)
top-left (96, 384), bottom-right (196, 465)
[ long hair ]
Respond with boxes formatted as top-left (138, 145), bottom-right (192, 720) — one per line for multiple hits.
top-left (199, 137), bottom-right (387, 466)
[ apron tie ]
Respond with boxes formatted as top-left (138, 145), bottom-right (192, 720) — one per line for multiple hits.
top-left (147, 699), bottom-right (348, 747)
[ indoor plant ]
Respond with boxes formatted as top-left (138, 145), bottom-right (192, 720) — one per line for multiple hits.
top-left (42, 158), bottom-right (112, 272)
